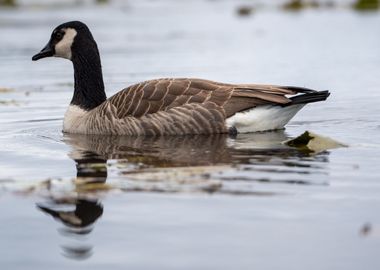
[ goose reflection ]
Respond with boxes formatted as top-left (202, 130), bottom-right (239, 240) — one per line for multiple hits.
top-left (60, 131), bottom-right (329, 193)
top-left (63, 131), bottom-right (324, 168)
top-left (37, 131), bottom-right (329, 260)
top-left (65, 133), bottom-right (234, 167)
top-left (37, 149), bottom-right (107, 260)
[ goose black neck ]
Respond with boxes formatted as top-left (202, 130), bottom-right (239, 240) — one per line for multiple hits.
top-left (71, 45), bottom-right (107, 111)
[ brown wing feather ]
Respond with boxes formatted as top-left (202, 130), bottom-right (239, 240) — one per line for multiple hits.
top-left (137, 102), bottom-right (228, 135)
top-left (108, 78), bottom-right (231, 119)
top-left (107, 78), bottom-right (314, 120)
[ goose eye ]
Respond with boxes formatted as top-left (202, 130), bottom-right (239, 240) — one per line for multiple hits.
top-left (55, 32), bottom-right (64, 40)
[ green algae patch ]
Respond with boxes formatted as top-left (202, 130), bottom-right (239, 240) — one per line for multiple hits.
top-left (0, 0), bottom-right (16, 7)
top-left (95, 0), bottom-right (110, 4)
top-left (283, 0), bottom-right (304, 10)
top-left (282, 0), bottom-right (320, 11)
top-left (284, 131), bottom-right (347, 153)
top-left (353, 0), bottom-right (379, 10)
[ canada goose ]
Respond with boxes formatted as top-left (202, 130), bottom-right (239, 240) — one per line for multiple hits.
top-left (32, 21), bottom-right (330, 136)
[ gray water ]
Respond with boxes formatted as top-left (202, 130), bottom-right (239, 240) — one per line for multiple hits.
top-left (0, 1), bottom-right (380, 269)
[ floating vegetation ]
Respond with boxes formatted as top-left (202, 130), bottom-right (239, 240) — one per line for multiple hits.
top-left (0, 88), bottom-right (18, 105)
top-left (0, 87), bottom-right (14, 93)
top-left (281, 0), bottom-right (379, 11)
top-left (284, 131), bottom-right (347, 153)
top-left (0, 99), bottom-right (20, 106)
top-left (95, 0), bottom-right (110, 4)
top-left (281, 0), bottom-right (326, 10)
top-left (283, 0), bottom-right (308, 10)
top-left (236, 5), bottom-right (255, 17)
top-left (120, 165), bottom-right (227, 194)
top-left (7, 164), bottom-right (282, 196)
top-left (352, 0), bottom-right (379, 10)
top-left (0, 0), bottom-right (16, 7)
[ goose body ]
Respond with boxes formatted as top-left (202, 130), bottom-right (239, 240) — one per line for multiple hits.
top-left (32, 21), bottom-right (330, 136)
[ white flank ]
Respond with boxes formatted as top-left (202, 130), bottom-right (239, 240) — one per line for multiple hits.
top-left (63, 105), bottom-right (88, 133)
top-left (55, 28), bottom-right (77, 60)
top-left (226, 104), bottom-right (305, 133)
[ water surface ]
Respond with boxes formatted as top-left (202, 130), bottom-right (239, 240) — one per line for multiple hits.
top-left (0, 1), bottom-right (380, 269)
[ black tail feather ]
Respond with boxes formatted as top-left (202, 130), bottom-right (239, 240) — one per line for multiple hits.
top-left (285, 90), bottom-right (330, 106)
top-left (281, 86), bottom-right (318, 94)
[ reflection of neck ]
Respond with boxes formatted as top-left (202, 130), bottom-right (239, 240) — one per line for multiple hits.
top-left (75, 154), bottom-right (108, 182)
top-left (71, 47), bottom-right (107, 111)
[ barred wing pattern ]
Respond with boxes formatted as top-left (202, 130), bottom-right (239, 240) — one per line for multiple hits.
top-left (107, 79), bottom-right (232, 118)
top-left (84, 78), bottom-right (311, 135)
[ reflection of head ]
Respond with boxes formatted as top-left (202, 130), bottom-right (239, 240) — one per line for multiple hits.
top-left (37, 199), bottom-right (103, 229)
top-left (37, 197), bottom-right (104, 260)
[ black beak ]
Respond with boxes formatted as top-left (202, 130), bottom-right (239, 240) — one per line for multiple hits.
top-left (32, 42), bottom-right (54, 61)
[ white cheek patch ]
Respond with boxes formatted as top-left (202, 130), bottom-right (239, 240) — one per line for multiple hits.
top-left (55, 28), bottom-right (77, 60)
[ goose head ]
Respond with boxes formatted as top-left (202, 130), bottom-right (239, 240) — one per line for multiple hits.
top-left (32, 21), bottom-right (98, 61)
top-left (32, 21), bottom-right (106, 111)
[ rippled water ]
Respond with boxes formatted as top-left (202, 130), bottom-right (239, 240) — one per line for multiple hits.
top-left (0, 1), bottom-right (380, 269)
